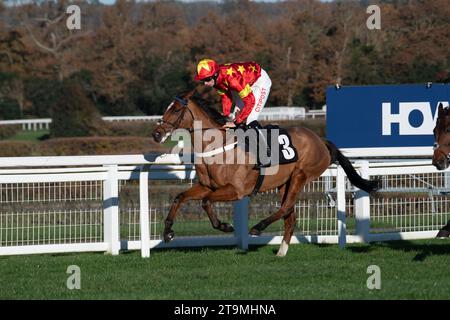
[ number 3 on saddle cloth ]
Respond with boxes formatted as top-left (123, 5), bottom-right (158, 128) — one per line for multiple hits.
top-left (265, 124), bottom-right (298, 164)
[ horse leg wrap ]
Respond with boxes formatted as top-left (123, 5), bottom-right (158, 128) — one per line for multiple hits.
top-left (212, 220), bottom-right (234, 233)
top-left (164, 220), bottom-right (173, 229)
top-left (218, 222), bottom-right (235, 233)
top-left (249, 221), bottom-right (267, 235)
top-left (163, 220), bottom-right (175, 243)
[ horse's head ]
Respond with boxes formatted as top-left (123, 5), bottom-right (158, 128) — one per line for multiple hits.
top-left (152, 91), bottom-right (195, 143)
top-left (432, 103), bottom-right (450, 170)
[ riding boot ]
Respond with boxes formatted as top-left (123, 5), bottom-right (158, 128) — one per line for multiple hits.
top-left (248, 121), bottom-right (271, 168)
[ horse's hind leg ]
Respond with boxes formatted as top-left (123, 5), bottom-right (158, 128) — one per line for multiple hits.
top-left (202, 199), bottom-right (234, 233)
top-left (249, 170), bottom-right (306, 238)
top-left (277, 208), bottom-right (296, 257)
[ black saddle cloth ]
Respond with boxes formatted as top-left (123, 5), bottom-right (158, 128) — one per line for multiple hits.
top-left (239, 123), bottom-right (299, 165)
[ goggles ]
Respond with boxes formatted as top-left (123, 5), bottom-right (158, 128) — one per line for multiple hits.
top-left (202, 76), bottom-right (214, 82)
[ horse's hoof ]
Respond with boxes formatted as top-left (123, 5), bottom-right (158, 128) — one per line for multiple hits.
top-left (436, 229), bottom-right (450, 239)
top-left (163, 230), bottom-right (175, 243)
top-left (219, 223), bottom-right (234, 233)
top-left (249, 228), bottom-right (261, 236)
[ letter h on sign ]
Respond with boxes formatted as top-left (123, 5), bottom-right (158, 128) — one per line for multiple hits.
top-left (382, 102), bottom-right (447, 136)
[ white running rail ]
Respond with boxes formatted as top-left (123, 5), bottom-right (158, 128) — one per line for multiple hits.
top-left (0, 152), bottom-right (448, 258)
top-left (0, 107), bottom-right (327, 131)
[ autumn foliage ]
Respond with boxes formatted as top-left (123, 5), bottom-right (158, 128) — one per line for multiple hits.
top-left (0, 0), bottom-right (449, 122)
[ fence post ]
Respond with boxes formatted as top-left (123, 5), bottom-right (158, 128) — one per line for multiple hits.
top-left (139, 166), bottom-right (150, 258)
top-left (355, 161), bottom-right (370, 243)
top-left (233, 197), bottom-right (249, 251)
top-left (103, 165), bottom-right (120, 255)
top-left (337, 166), bottom-right (346, 248)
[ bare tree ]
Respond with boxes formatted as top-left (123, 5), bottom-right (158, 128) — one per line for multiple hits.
top-left (21, 1), bottom-right (91, 82)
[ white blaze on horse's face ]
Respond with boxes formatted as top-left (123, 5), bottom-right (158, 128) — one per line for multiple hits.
top-left (153, 101), bottom-right (177, 144)
top-left (161, 131), bottom-right (171, 143)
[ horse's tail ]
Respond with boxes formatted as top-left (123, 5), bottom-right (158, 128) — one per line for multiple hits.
top-left (325, 140), bottom-right (381, 193)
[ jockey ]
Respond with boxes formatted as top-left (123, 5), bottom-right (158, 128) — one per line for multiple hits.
top-left (195, 58), bottom-right (272, 167)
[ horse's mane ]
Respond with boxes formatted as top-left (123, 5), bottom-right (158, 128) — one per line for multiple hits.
top-left (190, 94), bottom-right (228, 126)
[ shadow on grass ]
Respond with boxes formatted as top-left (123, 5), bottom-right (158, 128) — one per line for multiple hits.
top-left (123, 246), bottom-right (234, 255)
top-left (347, 239), bottom-right (450, 262)
top-left (132, 244), bottom-right (276, 256)
top-left (38, 134), bottom-right (50, 141)
top-left (382, 240), bottom-right (450, 262)
top-left (345, 244), bottom-right (374, 254)
top-left (149, 245), bottom-right (242, 255)
top-left (121, 238), bottom-right (450, 261)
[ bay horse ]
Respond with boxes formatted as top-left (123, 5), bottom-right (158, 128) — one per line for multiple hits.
top-left (432, 103), bottom-right (450, 238)
top-left (152, 90), bottom-right (380, 256)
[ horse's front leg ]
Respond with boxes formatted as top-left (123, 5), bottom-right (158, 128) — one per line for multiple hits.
top-left (164, 183), bottom-right (211, 242)
top-left (199, 184), bottom-right (245, 233)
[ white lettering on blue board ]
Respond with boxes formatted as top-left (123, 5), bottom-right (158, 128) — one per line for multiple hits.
top-left (382, 101), bottom-right (449, 135)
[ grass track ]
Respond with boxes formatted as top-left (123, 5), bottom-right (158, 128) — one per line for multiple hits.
top-left (1, 239), bottom-right (450, 299)
top-left (7, 130), bottom-right (49, 142)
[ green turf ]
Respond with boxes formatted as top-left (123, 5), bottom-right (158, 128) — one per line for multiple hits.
top-left (1, 239), bottom-right (450, 299)
top-left (1, 215), bottom-right (444, 246)
top-left (7, 130), bottom-right (49, 142)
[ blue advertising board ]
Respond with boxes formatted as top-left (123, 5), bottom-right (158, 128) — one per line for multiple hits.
top-left (326, 84), bottom-right (450, 148)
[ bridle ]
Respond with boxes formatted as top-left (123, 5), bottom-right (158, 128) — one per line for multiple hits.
top-left (157, 96), bottom-right (230, 134)
top-left (434, 142), bottom-right (450, 161)
top-left (156, 97), bottom-right (238, 157)
top-left (157, 96), bottom-right (195, 134)
top-left (433, 122), bottom-right (450, 161)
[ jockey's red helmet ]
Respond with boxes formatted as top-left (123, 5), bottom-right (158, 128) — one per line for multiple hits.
top-left (195, 59), bottom-right (219, 81)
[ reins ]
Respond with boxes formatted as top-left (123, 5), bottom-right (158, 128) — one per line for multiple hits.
top-left (434, 142), bottom-right (450, 161)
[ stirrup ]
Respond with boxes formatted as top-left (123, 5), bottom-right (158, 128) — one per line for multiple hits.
top-left (253, 162), bottom-right (271, 169)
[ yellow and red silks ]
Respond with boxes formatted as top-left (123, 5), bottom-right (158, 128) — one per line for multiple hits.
top-left (214, 62), bottom-right (262, 124)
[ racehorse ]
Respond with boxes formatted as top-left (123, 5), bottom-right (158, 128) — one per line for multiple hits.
top-left (432, 103), bottom-right (450, 238)
top-left (152, 90), bottom-right (380, 256)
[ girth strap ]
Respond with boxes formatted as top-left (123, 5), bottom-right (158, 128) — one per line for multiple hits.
top-left (250, 168), bottom-right (265, 196)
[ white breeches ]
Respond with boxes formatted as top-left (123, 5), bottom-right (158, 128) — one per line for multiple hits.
top-left (245, 69), bottom-right (272, 125)
top-left (231, 69), bottom-right (272, 125)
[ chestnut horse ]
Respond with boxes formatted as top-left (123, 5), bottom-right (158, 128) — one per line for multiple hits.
top-left (152, 91), bottom-right (380, 256)
top-left (432, 103), bottom-right (450, 238)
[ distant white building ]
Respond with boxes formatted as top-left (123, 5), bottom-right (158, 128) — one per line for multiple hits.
top-left (1, 105), bottom-right (327, 131)
top-left (259, 107), bottom-right (306, 121)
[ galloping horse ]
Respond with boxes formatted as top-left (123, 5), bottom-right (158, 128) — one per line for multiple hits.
top-left (432, 103), bottom-right (450, 238)
top-left (152, 90), bottom-right (380, 256)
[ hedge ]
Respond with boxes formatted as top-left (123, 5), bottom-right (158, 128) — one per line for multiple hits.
top-left (106, 121), bottom-right (156, 137)
top-left (36, 136), bottom-right (168, 156)
top-left (0, 136), bottom-right (169, 157)
top-left (0, 125), bottom-right (21, 139)
top-left (0, 141), bottom-right (35, 157)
